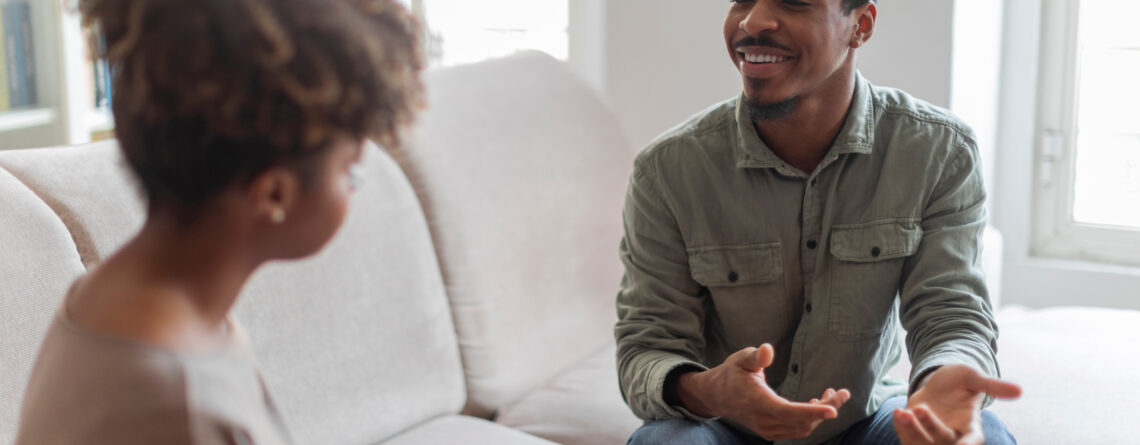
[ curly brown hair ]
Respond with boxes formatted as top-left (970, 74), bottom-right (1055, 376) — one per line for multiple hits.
top-left (79, 0), bottom-right (423, 213)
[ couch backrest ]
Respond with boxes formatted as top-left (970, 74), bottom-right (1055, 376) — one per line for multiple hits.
top-left (0, 142), bottom-right (146, 268)
top-left (233, 146), bottom-right (465, 443)
top-left (0, 142), bottom-right (466, 443)
top-left (0, 166), bottom-right (86, 443)
top-left (397, 52), bottom-right (635, 417)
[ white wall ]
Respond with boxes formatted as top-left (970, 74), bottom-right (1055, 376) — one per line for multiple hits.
top-left (594, 0), bottom-right (956, 149)
top-left (600, 1), bottom-right (740, 149)
top-left (857, 0), bottom-right (954, 108)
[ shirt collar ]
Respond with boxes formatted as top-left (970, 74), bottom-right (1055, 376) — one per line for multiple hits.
top-left (734, 73), bottom-right (875, 169)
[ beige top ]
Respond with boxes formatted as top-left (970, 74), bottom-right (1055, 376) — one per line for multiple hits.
top-left (16, 296), bottom-right (293, 444)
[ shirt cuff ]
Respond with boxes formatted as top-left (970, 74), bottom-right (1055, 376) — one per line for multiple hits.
top-left (647, 354), bottom-right (712, 421)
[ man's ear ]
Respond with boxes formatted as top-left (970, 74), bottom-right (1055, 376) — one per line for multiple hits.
top-left (851, 2), bottom-right (877, 48)
top-left (248, 167), bottom-right (302, 225)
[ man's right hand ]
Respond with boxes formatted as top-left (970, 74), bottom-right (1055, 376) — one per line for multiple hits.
top-left (674, 344), bottom-right (851, 441)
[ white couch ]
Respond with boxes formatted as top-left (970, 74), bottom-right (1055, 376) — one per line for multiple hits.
top-left (1, 52), bottom-right (1136, 445)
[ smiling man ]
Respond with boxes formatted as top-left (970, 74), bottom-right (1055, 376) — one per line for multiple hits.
top-left (614, 1), bottom-right (1021, 444)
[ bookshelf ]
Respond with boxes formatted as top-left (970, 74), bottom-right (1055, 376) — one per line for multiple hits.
top-left (0, 0), bottom-right (111, 151)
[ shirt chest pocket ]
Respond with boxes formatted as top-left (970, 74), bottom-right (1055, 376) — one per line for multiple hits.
top-left (687, 242), bottom-right (789, 349)
top-left (828, 220), bottom-right (922, 343)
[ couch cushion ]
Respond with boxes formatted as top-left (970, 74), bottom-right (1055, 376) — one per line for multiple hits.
top-left (0, 167), bottom-right (86, 443)
top-left (382, 415), bottom-right (556, 445)
top-left (397, 51), bottom-right (635, 417)
top-left (0, 141), bottom-right (146, 268)
top-left (234, 146), bottom-right (465, 443)
top-left (495, 343), bottom-right (642, 445)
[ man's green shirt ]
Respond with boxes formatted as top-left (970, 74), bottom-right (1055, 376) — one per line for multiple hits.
top-left (615, 74), bottom-right (1000, 445)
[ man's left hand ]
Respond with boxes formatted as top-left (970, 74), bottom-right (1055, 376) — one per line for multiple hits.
top-left (892, 364), bottom-right (1021, 445)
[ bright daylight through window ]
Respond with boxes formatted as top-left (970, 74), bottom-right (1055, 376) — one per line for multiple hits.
top-left (1070, 0), bottom-right (1140, 229)
top-left (408, 0), bottom-right (568, 68)
top-left (1034, 0), bottom-right (1140, 266)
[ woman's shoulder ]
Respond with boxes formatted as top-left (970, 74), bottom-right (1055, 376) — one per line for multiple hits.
top-left (16, 308), bottom-right (197, 444)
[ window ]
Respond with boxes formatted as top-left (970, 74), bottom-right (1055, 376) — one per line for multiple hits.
top-left (1034, 0), bottom-right (1140, 266)
top-left (409, 0), bottom-right (568, 68)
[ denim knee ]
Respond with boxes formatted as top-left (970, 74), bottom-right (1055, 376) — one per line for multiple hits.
top-left (627, 419), bottom-right (736, 445)
top-left (980, 409), bottom-right (1017, 445)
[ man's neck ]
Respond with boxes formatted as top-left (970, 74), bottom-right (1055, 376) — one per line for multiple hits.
top-left (753, 69), bottom-right (857, 175)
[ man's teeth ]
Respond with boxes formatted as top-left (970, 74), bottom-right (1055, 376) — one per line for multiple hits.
top-left (741, 53), bottom-right (790, 64)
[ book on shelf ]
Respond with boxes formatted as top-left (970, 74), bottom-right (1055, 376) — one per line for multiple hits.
top-left (91, 31), bottom-right (113, 115)
top-left (3, 1), bottom-right (36, 110)
top-left (93, 60), bottom-right (111, 110)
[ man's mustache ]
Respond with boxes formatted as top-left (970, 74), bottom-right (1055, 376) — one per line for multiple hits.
top-left (733, 36), bottom-right (793, 53)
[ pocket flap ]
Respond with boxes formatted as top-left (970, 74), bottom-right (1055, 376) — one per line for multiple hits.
top-left (830, 220), bottom-right (922, 262)
top-left (688, 242), bottom-right (782, 286)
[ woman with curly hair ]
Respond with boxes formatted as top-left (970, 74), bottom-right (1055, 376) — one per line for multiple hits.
top-left (16, 0), bottom-right (422, 443)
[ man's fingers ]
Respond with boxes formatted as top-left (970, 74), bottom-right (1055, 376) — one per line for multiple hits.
top-left (761, 426), bottom-right (814, 441)
top-left (773, 400), bottom-right (838, 421)
top-left (830, 389), bottom-right (852, 409)
top-left (811, 387), bottom-right (851, 411)
top-left (893, 409), bottom-right (934, 444)
top-left (913, 405), bottom-right (956, 443)
top-left (735, 344), bottom-right (775, 372)
top-left (964, 374), bottom-right (1022, 399)
top-left (755, 343), bottom-right (775, 369)
top-left (748, 418), bottom-right (814, 441)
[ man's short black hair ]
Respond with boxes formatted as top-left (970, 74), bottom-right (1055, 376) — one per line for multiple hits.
top-left (842, 0), bottom-right (875, 15)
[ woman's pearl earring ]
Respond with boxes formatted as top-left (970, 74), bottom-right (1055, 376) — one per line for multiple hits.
top-left (271, 208), bottom-right (286, 224)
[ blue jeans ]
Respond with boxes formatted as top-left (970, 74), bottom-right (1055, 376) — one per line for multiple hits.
top-left (627, 396), bottom-right (1016, 445)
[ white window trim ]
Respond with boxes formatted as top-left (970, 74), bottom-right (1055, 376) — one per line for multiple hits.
top-left (1032, 0), bottom-right (1140, 268)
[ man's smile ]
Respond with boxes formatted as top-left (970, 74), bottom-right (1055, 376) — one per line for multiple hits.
top-left (737, 50), bottom-right (794, 65)
top-left (736, 48), bottom-right (795, 77)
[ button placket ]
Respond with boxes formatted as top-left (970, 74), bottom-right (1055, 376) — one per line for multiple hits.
top-left (787, 173), bottom-right (826, 399)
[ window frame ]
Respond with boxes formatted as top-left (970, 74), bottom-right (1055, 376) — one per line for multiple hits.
top-left (1032, 0), bottom-right (1140, 267)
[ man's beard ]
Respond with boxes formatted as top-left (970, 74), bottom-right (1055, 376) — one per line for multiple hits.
top-left (745, 96), bottom-right (798, 121)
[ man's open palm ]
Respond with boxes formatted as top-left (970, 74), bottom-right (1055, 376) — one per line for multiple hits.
top-left (677, 344), bottom-right (851, 441)
top-left (894, 364), bottom-right (1021, 445)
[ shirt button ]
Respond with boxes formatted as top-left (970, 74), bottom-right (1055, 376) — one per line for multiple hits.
top-left (728, 271), bottom-right (739, 283)
top-left (811, 178), bottom-right (818, 187)
top-left (792, 363), bottom-right (800, 374)
top-left (871, 246), bottom-right (881, 257)
top-left (806, 302), bottom-right (813, 313)
top-left (806, 240), bottom-right (818, 249)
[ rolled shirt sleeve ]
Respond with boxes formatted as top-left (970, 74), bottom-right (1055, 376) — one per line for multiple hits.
top-left (898, 139), bottom-right (1000, 405)
top-left (615, 159), bottom-right (713, 421)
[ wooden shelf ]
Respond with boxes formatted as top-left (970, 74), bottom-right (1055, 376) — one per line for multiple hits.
top-left (0, 108), bottom-right (56, 132)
